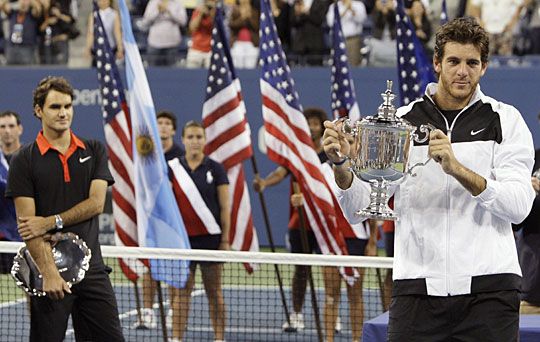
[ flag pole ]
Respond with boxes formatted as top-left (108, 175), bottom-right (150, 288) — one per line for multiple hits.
top-left (133, 279), bottom-right (143, 325)
top-left (292, 181), bottom-right (323, 342)
top-left (155, 281), bottom-right (168, 341)
top-left (250, 156), bottom-right (294, 331)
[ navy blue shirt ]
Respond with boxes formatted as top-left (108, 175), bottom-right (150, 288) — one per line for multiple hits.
top-left (164, 143), bottom-right (185, 161)
top-left (178, 156), bottom-right (228, 225)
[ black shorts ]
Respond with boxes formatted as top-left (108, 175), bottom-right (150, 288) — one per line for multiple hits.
top-left (30, 269), bottom-right (124, 342)
top-left (288, 229), bottom-right (320, 254)
top-left (345, 238), bottom-right (368, 256)
top-left (387, 290), bottom-right (519, 341)
top-left (189, 234), bottom-right (222, 266)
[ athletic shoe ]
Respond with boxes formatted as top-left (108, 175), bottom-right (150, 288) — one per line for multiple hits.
top-left (168, 338), bottom-right (182, 342)
top-left (132, 308), bottom-right (157, 329)
top-left (335, 316), bottom-right (342, 333)
top-left (282, 312), bottom-right (305, 331)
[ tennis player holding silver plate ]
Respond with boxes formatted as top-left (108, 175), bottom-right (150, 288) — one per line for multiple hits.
top-left (336, 81), bottom-right (433, 220)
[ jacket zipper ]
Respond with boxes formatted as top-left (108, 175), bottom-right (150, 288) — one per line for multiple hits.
top-left (426, 96), bottom-right (466, 295)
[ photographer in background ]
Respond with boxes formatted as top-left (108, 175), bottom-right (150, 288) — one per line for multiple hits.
top-left (185, 0), bottom-right (216, 68)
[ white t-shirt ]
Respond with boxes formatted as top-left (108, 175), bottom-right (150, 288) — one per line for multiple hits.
top-left (471, 0), bottom-right (523, 34)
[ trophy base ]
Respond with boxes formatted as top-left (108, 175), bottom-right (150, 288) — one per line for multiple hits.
top-left (356, 208), bottom-right (398, 221)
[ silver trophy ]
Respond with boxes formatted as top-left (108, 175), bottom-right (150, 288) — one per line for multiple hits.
top-left (339, 80), bottom-right (433, 220)
top-left (11, 232), bottom-right (92, 296)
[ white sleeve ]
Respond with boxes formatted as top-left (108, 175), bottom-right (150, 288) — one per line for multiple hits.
top-left (474, 105), bottom-right (536, 223)
top-left (334, 172), bottom-right (372, 225)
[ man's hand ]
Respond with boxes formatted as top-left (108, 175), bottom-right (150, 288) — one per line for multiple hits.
top-left (428, 130), bottom-right (459, 175)
top-left (253, 176), bottom-right (266, 193)
top-left (291, 193), bottom-right (304, 207)
top-left (18, 216), bottom-right (54, 241)
top-left (322, 120), bottom-right (350, 164)
top-left (43, 272), bottom-right (71, 300)
top-left (532, 177), bottom-right (540, 195)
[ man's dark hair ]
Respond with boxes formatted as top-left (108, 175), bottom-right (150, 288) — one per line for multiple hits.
top-left (0, 110), bottom-right (21, 125)
top-left (303, 107), bottom-right (328, 127)
top-left (182, 120), bottom-right (204, 137)
top-left (32, 76), bottom-right (74, 117)
top-left (157, 110), bottom-right (177, 131)
top-left (434, 17), bottom-right (490, 64)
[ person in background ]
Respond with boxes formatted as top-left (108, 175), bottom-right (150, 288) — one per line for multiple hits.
top-left (326, 0), bottom-right (368, 66)
top-left (290, 0), bottom-right (330, 66)
top-left (367, 0), bottom-right (396, 66)
top-left (469, 0), bottom-right (525, 56)
top-left (169, 120), bottom-right (229, 342)
top-left (39, 0), bottom-right (77, 65)
top-left (407, 0), bottom-right (432, 57)
top-left (269, 0), bottom-right (291, 53)
top-left (515, 113), bottom-right (540, 314)
top-left (0, 0), bottom-right (42, 65)
top-left (0, 110), bottom-right (23, 275)
top-left (138, 0), bottom-right (188, 66)
top-left (185, 0), bottom-right (215, 68)
top-left (85, 0), bottom-right (124, 66)
top-left (229, 0), bottom-right (259, 68)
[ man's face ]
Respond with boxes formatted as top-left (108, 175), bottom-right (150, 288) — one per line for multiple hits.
top-left (157, 117), bottom-right (176, 141)
top-left (182, 126), bottom-right (205, 154)
top-left (434, 42), bottom-right (487, 107)
top-left (307, 117), bottom-right (323, 141)
top-left (35, 90), bottom-right (73, 134)
top-left (0, 115), bottom-right (22, 147)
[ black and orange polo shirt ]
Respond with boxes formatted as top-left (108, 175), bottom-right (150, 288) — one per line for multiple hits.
top-left (5, 131), bottom-right (114, 272)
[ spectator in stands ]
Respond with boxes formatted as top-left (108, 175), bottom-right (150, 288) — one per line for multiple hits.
top-left (368, 0), bottom-right (396, 66)
top-left (253, 107), bottom-right (328, 332)
top-left (324, 17), bottom-right (535, 341)
top-left (85, 0), bottom-right (124, 66)
top-left (290, 0), bottom-right (331, 66)
top-left (185, 0), bottom-right (215, 68)
top-left (169, 120), bottom-right (229, 342)
top-left (269, 0), bottom-right (291, 53)
top-left (39, 0), bottom-right (77, 65)
top-left (407, 0), bottom-right (432, 57)
top-left (0, 0), bottom-right (42, 65)
top-left (138, 0), bottom-right (188, 66)
top-left (515, 113), bottom-right (540, 314)
top-left (524, 0), bottom-right (540, 54)
top-left (469, 0), bottom-right (525, 56)
top-left (326, 0), bottom-right (368, 67)
top-left (229, 0), bottom-right (259, 68)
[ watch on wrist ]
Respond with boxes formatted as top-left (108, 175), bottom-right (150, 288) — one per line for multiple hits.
top-left (55, 214), bottom-right (64, 230)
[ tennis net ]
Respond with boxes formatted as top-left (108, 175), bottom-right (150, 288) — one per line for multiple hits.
top-left (0, 241), bottom-right (392, 341)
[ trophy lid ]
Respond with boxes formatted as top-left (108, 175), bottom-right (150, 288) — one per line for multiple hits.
top-left (376, 80), bottom-right (398, 121)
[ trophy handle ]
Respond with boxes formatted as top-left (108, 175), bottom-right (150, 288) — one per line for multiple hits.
top-left (331, 117), bottom-right (355, 161)
top-left (406, 123), bottom-right (437, 177)
top-left (412, 123), bottom-right (436, 143)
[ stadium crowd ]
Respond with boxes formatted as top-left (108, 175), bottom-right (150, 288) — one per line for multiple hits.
top-left (0, 0), bottom-right (539, 67)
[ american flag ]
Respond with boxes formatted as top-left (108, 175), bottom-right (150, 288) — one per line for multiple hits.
top-left (92, 1), bottom-right (143, 281)
top-left (329, 2), bottom-right (360, 121)
top-left (395, 0), bottom-right (436, 106)
top-left (202, 6), bottom-right (259, 269)
top-left (259, 0), bottom-right (352, 262)
top-left (440, 0), bottom-right (448, 25)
